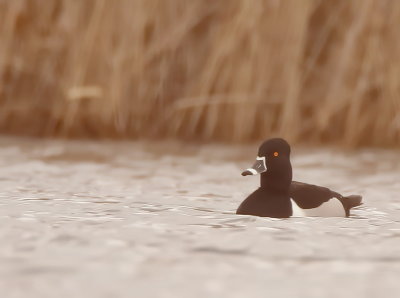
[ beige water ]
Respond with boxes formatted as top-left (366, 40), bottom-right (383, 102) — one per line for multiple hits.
top-left (0, 137), bottom-right (399, 298)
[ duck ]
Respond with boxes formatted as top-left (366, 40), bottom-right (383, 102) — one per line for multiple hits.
top-left (236, 138), bottom-right (362, 218)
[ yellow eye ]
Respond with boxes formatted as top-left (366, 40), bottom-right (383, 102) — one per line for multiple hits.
top-left (273, 152), bottom-right (279, 157)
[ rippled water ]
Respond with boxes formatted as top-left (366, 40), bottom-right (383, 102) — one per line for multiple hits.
top-left (0, 137), bottom-right (399, 298)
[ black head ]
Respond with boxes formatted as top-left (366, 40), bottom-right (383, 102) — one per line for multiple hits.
top-left (258, 138), bottom-right (291, 159)
top-left (241, 138), bottom-right (292, 191)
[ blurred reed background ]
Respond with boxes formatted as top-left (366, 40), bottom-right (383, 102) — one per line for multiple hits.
top-left (0, 0), bottom-right (399, 146)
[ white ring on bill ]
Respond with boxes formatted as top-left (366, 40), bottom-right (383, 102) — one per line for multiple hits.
top-left (246, 168), bottom-right (258, 175)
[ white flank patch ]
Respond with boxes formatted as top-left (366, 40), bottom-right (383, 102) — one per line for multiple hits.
top-left (290, 198), bottom-right (346, 217)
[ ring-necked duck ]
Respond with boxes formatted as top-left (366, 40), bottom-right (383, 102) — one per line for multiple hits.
top-left (237, 138), bottom-right (362, 218)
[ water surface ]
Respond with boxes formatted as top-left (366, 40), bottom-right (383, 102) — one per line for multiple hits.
top-left (0, 137), bottom-right (399, 298)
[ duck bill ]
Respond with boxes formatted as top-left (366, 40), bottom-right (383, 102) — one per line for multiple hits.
top-left (241, 156), bottom-right (267, 176)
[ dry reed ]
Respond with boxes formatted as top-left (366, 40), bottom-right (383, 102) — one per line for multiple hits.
top-left (0, 0), bottom-right (399, 147)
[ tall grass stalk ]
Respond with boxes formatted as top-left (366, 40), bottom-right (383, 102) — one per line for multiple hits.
top-left (0, 0), bottom-right (399, 146)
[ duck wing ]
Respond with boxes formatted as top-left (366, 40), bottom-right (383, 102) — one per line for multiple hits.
top-left (289, 181), bottom-right (362, 217)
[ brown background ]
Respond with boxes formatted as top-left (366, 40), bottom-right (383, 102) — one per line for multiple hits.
top-left (0, 0), bottom-right (399, 146)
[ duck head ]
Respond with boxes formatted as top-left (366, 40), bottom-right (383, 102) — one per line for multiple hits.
top-left (242, 138), bottom-right (292, 191)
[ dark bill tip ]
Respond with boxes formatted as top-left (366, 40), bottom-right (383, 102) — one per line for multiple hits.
top-left (241, 170), bottom-right (252, 176)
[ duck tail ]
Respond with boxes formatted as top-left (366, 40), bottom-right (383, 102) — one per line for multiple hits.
top-left (337, 194), bottom-right (362, 217)
top-left (344, 195), bottom-right (363, 208)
